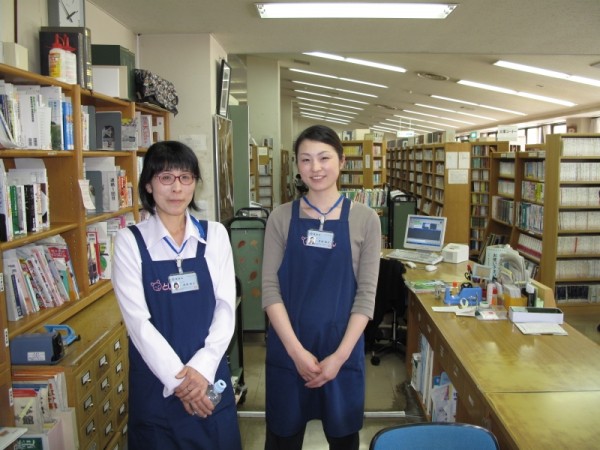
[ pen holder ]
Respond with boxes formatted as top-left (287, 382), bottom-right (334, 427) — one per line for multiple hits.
top-left (443, 286), bottom-right (482, 306)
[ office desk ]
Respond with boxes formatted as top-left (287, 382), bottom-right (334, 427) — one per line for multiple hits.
top-left (486, 391), bottom-right (600, 450)
top-left (398, 258), bottom-right (600, 449)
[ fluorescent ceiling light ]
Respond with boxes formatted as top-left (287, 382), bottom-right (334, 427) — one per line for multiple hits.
top-left (415, 103), bottom-right (495, 121)
top-left (384, 119), bottom-right (437, 131)
top-left (494, 60), bottom-right (600, 88)
top-left (403, 109), bottom-right (474, 125)
top-left (296, 96), bottom-right (364, 110)
top-left (256, 3), bottom-right (457, 19)
top-left (305, 52), bottom-right (407, 73)
top-left (457, 80), bottom-right (576, 107)
top-left (290, 68), bottom-right (387, 88)
top-left (293, 90), bottom-right (369, 104)
top-left (299, 107), bottom-right (355, 119)
top-left (292, 80), bottom-right (377, 97)
top-left (392, 114), bottom-right (457, 129)
top-left (431, 95), bottom-right (526, 116)
top-left (297, 102), bottom-right (359, 115)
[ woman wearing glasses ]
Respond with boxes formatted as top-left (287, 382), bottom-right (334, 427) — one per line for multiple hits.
top-left (112, 141), bottom-right (241, 450)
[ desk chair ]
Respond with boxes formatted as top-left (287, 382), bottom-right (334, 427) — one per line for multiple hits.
top-left (369, 422), bottom-right (500, 450)
top-left (364, 258), bottom-right (408, 365)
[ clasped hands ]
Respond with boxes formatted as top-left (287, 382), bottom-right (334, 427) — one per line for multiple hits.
top-left (174, 365), bottom-right (215, 418)
top-left (292, 347), bottom-right (344, 388)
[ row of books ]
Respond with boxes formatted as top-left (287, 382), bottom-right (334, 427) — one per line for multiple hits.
top-left (0, 159), bottom-right (49, 242)
top-left (559, 186), bottom-right (600, 206)
top-left (561, 137), bottom-right (600, 156)
top-left (521, 180), bottom-right (544, 202)
top-left (498, 161), bottom-right (515, 177)
top-left (87, 156), bottom-right (134, 212)
top-left (3, 237), bottom-right (78, 322)
top-left (555, 283), bottom-right (600, 303)
top-left (0, 81), bottom-right (73, 150)
top-left (516, 202), bottom-right (544, 233)
top-left (0, 82), bottom-right (165, 151)
top-left (523, 160), bottom-right (544, 180)
top-left (558, 210), bottom-right (600, 231)
top-left (491, 196), bottom-right (514, 225)
top-left (12, 366), bottom-right (78, 449)
top-left (559, 162), bottom-right (600, 182)
top-left (86, 213), bottom-right (134, 285)
top-left (516, 233), bottom-right (542, 259)
top-left (339, 174), bottom-right (364, 184)
top-left (341, 188), bottom-right (387, 207)
top-left (556, 235), bottom-right (600, 255)
top-left (343, 160), bottom-right (364, 170)
top-left (555, 259), bottom-right (600, 279)
top-left (497, 180), bottom-right (515, 196)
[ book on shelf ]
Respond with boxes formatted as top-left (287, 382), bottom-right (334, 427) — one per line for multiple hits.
top-left (81, 105), bottom-right (96, 151)
top-left (0, 427), bottom-right (28, 449)
top-left (38, 235), bottom-right (80, 301)
top-left (12, 159), bottom-right (51, 229)
top-left (40, 86), bottom-right (64, 151)
top-left (0, 159), bottom-right (14, 241)
top-left (0, 80), bottom-right (22, 148)
top-left (61, 97), bottom-right (74, 150)
top-left (95, 111), bottom-right (122, 150)
top-left (86, 222), bottom-right (113, 280)
top-left (13, 388), bottom-right (44, 432)
top-left (86, 230), bottom-right (101, 285)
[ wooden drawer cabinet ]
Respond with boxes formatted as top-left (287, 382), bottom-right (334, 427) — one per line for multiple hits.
top-left (0, 367), bottom-right (13, 426)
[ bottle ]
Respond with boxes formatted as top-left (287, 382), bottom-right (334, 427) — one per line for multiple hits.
top-left (206, 379), bottom-right (227, 406)
top-left (48, 34), bottom-right (66, 82)
top-left (525, 283), bottom-right (536, 307)
top-left (61, 35), bottom-right (78, 85)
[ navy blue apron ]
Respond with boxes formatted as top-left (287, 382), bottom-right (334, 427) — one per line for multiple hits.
top-left (127, 218), bottom-right (241, 450)
top-left (266, 198), bottom-right (365, 438)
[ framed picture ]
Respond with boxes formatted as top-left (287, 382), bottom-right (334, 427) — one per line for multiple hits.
top-left (217, 59), bottom-right (231, 117)
top-left (213, 115), bottom-right (234, 223)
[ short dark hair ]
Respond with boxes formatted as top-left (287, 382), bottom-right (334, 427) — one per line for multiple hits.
top-left (293, 125), bottom-right (343, 160)
top-left (138, 140), bottom-right (202, 213)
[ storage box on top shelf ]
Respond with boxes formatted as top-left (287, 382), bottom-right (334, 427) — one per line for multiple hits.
top-left (91, 65), bottom-right (128, 99)
top-left (1, 42), bottom-right (28, 71)
top-left (91, 45), bottom-right (135, 101)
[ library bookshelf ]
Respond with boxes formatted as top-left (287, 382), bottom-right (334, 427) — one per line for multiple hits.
top-left (485, 134), bottom-right (600, 313)
top-left (386, 140), bottom-right (471, 246)
top-left (469, 141), bottom-right (518, 258)
top-left (340, 140), bottom-right (386, 190)
top-left (0, 63), bottom-right (170, 448)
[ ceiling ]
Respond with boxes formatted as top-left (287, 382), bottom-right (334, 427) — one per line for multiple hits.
top-left (88, 0), bottom-right (600, 135)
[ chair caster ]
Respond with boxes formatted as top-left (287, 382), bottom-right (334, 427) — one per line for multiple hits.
top-left (370, 356), bottom-right (381, 366)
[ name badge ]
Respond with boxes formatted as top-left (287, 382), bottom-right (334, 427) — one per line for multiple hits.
top-left (168, 272), bottom-right (199, 293)
top-left (306, 229), bottom-right (335, 249)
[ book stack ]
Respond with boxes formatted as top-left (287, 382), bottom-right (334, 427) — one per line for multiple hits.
top-left (3, 235), bottom-right (78, 322)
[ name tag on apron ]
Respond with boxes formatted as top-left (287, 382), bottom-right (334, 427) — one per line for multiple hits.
top-left (168, 272), bottom-right (199, 293)
top-left (306, 229), bottom-right (335, 249)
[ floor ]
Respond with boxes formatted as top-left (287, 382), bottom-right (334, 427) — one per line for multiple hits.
top-left (236, 311), bottom-right (600, 449)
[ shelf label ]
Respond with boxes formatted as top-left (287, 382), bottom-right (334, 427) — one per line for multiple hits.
top-left (498, 125), bottom-right (518, 141)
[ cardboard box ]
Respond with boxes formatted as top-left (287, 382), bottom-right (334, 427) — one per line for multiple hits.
top-left (1, 42), bottom-right (28, 70)
top-left (91, 45), bottom-right (135, 100)
top-left (508, 306), bottom-right (564, 324)
top-left (92, 65), bottom-right (129, 99)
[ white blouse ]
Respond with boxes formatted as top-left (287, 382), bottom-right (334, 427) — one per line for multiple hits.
top-left (112, 211), bottom-right (236, 397)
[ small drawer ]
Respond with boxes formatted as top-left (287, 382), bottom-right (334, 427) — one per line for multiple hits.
top-left (99, 416), bottom-right (116, 450)
top-left (96, 371), bottom-right (114, 403)
top-left (79, 415), bottom-right (98, 450)
top-left (75, 390), bottom-right (96, 424)
top-left (74, 364), bottom-right (96, 401)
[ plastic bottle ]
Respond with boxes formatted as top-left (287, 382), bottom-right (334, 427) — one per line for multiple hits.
top-left (48, 34), bottom-right (66, 82)
top-left (525, 283), bottom-right (536, 307)
top-left (451, 281), bottom-right (459, 296)
top-left (206, 379), bottom-right (226, 406)
top-left (486, 282), bottom-right (494, 305)
top-left (61, 35), bottom-right (78, 85)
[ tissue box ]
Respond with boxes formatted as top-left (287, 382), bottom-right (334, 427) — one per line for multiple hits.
top-left (508, 306), bottom-right (564, 324)
top-left (442, 243), bottom-right (469, 264)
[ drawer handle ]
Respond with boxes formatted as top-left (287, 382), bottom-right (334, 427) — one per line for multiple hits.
top-left (99, 355), bottom-right (108, 367)
top-left (117, 383), bottom-right (125, 394)
top-left (104, 422), bottom-right (113, 437)
top-left (453, 365), bottom-right (460, 378)
top-left (84, 395), bottom-right (94, 410)
top-left (115, 362), bottom-right (123, 374)
top-left (81, 371), bottom-right (92, 385)
top-left (119, 403), bottom-right (126, 416)
top-left (101, 378), bottom-right (110, 391)
top-left (103, 400), bottom-right (111, 414)
top-left (468, 394), bottom-right (475, 407)
top-left (86, 420), bottom-right (96, 436)
top-left (114, 339), bottom-right (122, 351)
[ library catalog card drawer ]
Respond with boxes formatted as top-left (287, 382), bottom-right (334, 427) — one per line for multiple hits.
top-left (76, 389), bottom-right (97, 424)
top-left (79, 414), bottom-right (99, 450)
top-left (74, 363), bottom-right (97, 401)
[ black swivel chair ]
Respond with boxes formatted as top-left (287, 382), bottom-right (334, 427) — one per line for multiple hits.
top-left (364, 257), bottom-right (409, 365)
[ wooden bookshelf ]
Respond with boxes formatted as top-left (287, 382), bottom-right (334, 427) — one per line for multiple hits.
top-left (484, 135), bottom-right (600, 313)
top-left (340, 140), bottom-right (386, 190)
top-left (0, 63), bottom-right (170, 444)
top-left (387, 141), bottom-right (471, 246)
top-left (257, 146), bottom-right (273, 210)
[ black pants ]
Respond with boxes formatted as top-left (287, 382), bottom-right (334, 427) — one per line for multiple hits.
top-left (265, 426), bottom-right (359, 450)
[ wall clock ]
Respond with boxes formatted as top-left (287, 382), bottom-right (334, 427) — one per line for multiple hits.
top-left (48, 0), bottom-right (86, 27)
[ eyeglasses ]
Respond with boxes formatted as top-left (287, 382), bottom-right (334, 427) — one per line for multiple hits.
top-left (155, 173), bottom-right (197, 185)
